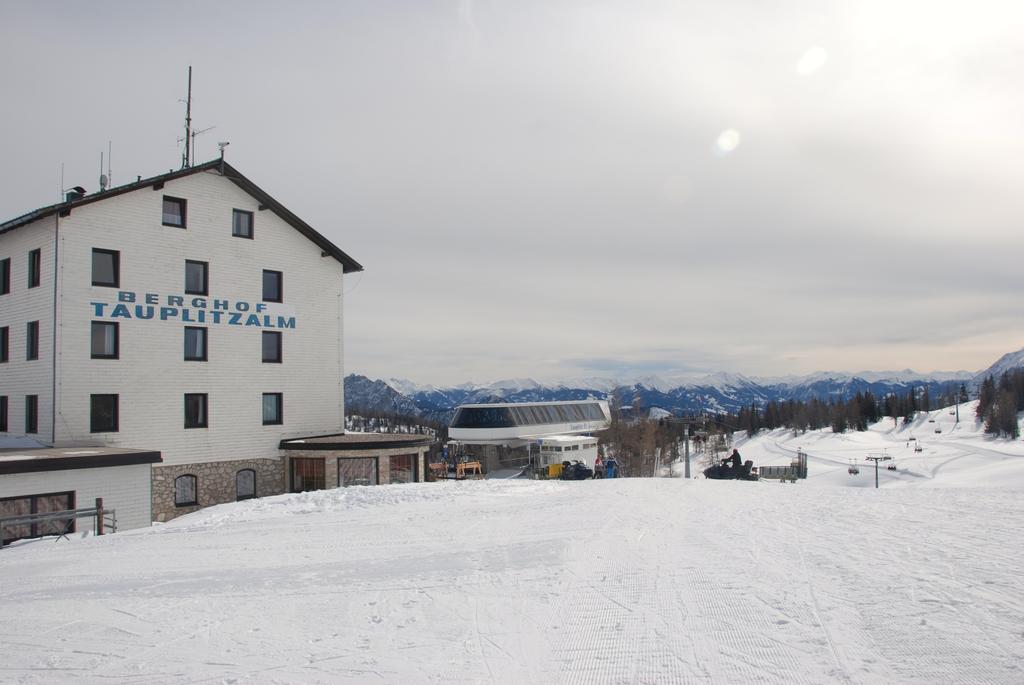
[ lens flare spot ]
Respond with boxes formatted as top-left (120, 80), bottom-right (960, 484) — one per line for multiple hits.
top-left (715, 129), bottom-right (741, 155)
top-left (797, 46), bottom-right (828, 75)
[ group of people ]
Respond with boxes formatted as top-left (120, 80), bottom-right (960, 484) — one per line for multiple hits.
top-left (593, 455), bottom-right (618, 479)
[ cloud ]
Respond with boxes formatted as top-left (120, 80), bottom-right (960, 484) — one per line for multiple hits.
top-left (2, 1), bottom-right (1023, 385)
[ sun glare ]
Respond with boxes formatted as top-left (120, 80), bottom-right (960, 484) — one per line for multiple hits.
top-left (797, 46), bottom-right (828, 76)
top-left (716, 129), bottom-right (741, 155)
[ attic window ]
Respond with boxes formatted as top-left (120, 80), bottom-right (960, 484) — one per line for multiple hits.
top-left (232, 209), bottom-right (254, 239)
top-left (162, 196), bottom-right (187, 228)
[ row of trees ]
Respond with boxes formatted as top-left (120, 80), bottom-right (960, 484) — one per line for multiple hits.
top-left (733, 383), bottom-right (970, 435)
top-left (598, 414), bottom-right (735, 476)
top-left (976, 370), bottom-right (1024, 438)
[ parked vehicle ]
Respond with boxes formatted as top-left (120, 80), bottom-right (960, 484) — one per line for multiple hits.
top-left (703, 459), bottom-right (758, 481)
top-left (559, 460), bottom-right (594, 480)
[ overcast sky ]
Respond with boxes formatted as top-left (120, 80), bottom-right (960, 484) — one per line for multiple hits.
top-left (3, 1), bottom-right (1023, 385)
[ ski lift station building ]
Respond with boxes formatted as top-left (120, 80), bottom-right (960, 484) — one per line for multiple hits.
top-left (447, 400), bottom-right (611, 473)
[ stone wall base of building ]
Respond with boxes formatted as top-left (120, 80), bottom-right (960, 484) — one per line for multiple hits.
top-left (152, 458), bottom-right (285, 523)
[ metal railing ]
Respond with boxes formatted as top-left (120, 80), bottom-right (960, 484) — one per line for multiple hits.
top-left (758, 451), bottom-right (809, 481)
top-left (0, 497), bottom-right (116, 548)
top-left (758, 465), bottom-right (800, 480)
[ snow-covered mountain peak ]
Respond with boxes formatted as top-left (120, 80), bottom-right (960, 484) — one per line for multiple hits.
top-left (694, 371), bottom-right (756, 389)
top-left (385, 377), bottom-right (428, 395)
top-left (632, 375), bottom-right (677, 393)
top-left (486, 378), bottom-right (542, 392)
top-left (974, 345), bottom-right (1024, 384)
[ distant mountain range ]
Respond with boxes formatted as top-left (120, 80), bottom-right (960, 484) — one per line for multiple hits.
top-left (344, 346), bottom-right (1024, 424)
top-left (973, 347), bottom-right (1024, 385)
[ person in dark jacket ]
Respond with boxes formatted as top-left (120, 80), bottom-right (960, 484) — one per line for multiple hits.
top-left (729, 449), bottom-right (742, 473)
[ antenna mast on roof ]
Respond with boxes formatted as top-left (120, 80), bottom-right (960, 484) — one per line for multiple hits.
top-left (181, 66), bottom-right (193, 168)
top-left (178, 67), bottom-right (216, 166)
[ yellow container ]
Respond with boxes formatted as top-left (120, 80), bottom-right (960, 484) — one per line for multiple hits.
top-left (548, 463), bottom-right (563, 479)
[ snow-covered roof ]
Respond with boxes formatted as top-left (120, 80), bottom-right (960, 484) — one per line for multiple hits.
top-left (0, 446), bottom-right (161, 474)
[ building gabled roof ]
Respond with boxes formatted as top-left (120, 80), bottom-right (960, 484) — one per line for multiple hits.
top-left (0, 159), bottom-right (363, 273)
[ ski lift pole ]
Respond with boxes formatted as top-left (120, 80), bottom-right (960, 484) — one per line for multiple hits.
top-left (684, 426), bottom-right (691, 479)
top-left (864, 454), bottom-right (891, 489)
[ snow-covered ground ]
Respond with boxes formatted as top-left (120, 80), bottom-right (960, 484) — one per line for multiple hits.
top-left (735, 401), bottom-right (1024, 489)
top-left (2, 404), bottom-right (1023, 684)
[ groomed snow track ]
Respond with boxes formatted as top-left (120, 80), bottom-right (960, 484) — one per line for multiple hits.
top-left (1, 477), bottom-right (1022, 683)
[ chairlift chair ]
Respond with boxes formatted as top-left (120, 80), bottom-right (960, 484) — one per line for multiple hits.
top-left (848, 459), bottom-right (860, 475)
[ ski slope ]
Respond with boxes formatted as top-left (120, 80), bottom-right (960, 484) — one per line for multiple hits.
top-left (1, 406), bottom-right (1022, 683)
top-left (735, 401), bottom-right (1024, 489)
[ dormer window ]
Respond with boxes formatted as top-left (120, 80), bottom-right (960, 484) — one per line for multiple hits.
top-left (162, 196), bottom-right (187, 228)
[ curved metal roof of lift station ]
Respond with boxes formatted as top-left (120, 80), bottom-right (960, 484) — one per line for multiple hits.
top-left (447, 400), bottom-right (611, 444)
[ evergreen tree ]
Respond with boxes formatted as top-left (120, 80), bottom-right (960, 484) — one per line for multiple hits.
top-left (885, 393), bottom-right (899, 426)
top-left (830, 401), bottom-right (847, 433)
top-left (902, 388), bottom-right (916, 424)
top-left (985, 390), bottom-right (1019, 438)
top-left (977, 376), bottom-right (996, 421)
top-left (847, 393), bottom-right (864, 432)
